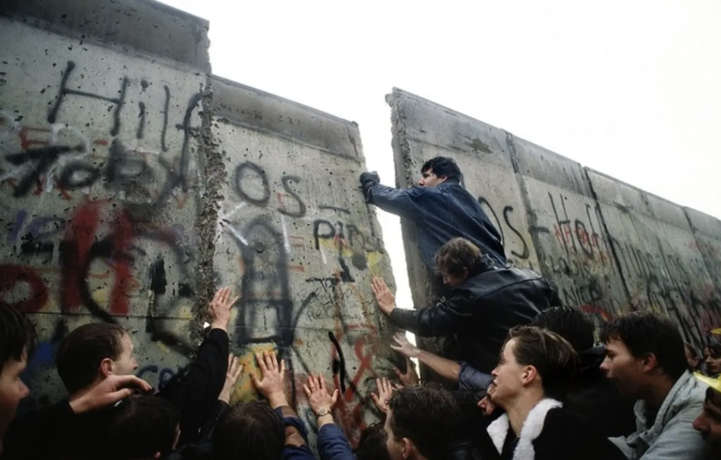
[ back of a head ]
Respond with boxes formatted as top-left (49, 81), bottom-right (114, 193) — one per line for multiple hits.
top-left (434, 238), bottom-right (482, 278)
top-left (421, 157), bottom-right (462, 183)
top-left (0, 302), bottom-right (36, 370)
top-left (56, 322), bottom-right (126, 394)
top-left (355, 422), bottom-right (391, 460)
top-left (601, 311), bottom-right (687, 381)
top-left (388, 385), bottom-right (462, 458)
top-left (213, 401), bottom-right (284, 460)
top-left (532, 307), bottom-right (594, 351)
top-left (508, 326), bottom-right (579, 400)
top-left (109, 395), bottom-right (180, 460)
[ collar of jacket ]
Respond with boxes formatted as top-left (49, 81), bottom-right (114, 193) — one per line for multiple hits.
top-left (467, 255), bottom-right (498, 278)
top-left (486, 398), bottom-right (563, 460)
top-left (631, 370), bottom-right (703, 444)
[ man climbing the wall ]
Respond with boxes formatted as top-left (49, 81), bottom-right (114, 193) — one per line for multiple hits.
top-left (360, 156), bottom-right (505, 273)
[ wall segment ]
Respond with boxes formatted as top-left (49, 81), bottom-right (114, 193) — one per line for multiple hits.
top-left (388, 88), bottom-right (721, 344)
top-left (0, 0), bottom-right (396, 444)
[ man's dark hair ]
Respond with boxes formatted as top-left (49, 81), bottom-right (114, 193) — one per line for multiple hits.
top-left (388, 385), bottom-right (461, 458)
top-left (0, 302), bottom-right (37, 370)
top-left (507, 326), bottom-right (579, 400)
top-left (355, 422), bottom-right (391, 460)
top-left (435, 237), bottom-right (482, 278)
top-left (421, 157), bottom-right (462, 183)
top-left (706, 334), bottom-right (721, 358)
top-left (109, 395), bottom-right (180, 460)
top-left (532, 307), bottom-right (594, 351)
top-left (601, 312), bottom-right (687, 380)
top-left (213, 401), bottom-right (284, 460)
top-left (56, 322), bottom-right (126, 394)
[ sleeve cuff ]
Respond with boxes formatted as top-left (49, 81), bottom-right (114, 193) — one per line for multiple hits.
top-left (389, 308), bottom-right (418, 332)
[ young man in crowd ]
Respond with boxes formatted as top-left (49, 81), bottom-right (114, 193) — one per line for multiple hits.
top-left (372, 238), bottom-right (559, 377)
top-left (601, 312), bottom-right (710, 459)
top-left (385, 385), bottom-right (473, 460)
top-left (0, 303), bottom-right (152, 459)
top-left (360, 156), bottom-right (505, 271)
top-left (3, 287), bottom-right (237, 459)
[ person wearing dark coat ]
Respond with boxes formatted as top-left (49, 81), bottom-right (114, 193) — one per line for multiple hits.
top-left (476, 326), bottom-right (625, 460)
top-left (2, 287), bottom-right (237, 460)
top-left (372, 238), bottom-right (560, 376)
top-left (360, 156), bottom-right (506, 271)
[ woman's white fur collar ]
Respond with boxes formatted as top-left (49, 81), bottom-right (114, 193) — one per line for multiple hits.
top-left (486, 398), bottom-right (563, 460)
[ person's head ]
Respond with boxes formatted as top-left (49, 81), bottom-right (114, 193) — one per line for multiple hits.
top-left (685, 342), bottom-right (701, 370)
top-left (0, 304), bottom-right (36, 453)
top-left (355, 422), bottom-right (391, 460)
top-left (109, 395), bottom-right (180, 460)
top-left (56, 322), bottom-right (137, 395)
top-left (491, 326), bottom-right (578, 407)
top-left (531, 307), bottom-right (594, 352)
top-left (600, 312), bottom-right (687, 399)
top-left (704, 335), bottom-right (721, 376)
top-left (434, 238), bottom-right (481, 287)
top-left (213, 401), bottom-right (284, 460)
top-left (419, 157), bottom-right (462, 188)
top-left (692, 374), bottom-right (721, 455)
top-left (385, 385), bottom-right (461, 460)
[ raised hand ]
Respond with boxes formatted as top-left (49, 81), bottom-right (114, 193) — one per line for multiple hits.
top-left (69, 375), bottom-right (152, 414)
top-left (209, 287), bottom-right (239, 332)
top-left (250, 350), bottom-right (288, 408)
top-left (218, 354), bottom-right (244, 404)
top-left (371, 277), bottom-right (395, 316)
top-left (302, 374), bottom-right (339, 418)
top-left (370, 377), bottom-right (397, 414)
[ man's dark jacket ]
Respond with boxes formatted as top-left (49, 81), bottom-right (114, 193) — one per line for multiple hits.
top-left (389, 257), bottom-right (561, 374)
top-left (361, 177), bottom-right (505, 270)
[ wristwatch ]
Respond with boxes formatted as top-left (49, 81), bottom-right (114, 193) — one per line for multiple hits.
top-left (316, 408), bottom-right (331, 417)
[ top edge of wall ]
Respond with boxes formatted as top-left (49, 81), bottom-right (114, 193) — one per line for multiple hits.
top-left (211, 75), bottom-right (364, 162)
top-left (0, 0), bottom-right (210, 71)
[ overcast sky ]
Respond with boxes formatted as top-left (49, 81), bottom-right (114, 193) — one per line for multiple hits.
top-left (159, 0), bottom-right (721, 308)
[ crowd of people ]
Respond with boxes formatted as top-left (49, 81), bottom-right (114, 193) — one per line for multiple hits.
top-left (1, 157), bottom-right (720, 460)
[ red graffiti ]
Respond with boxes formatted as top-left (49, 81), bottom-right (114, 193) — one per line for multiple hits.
top-left (0, 264), bottom-right (49, 312)
top-left (60, 201), bottom-right (137, 315)
top-left (61, 200), bottom-right (102, 312)
top-left (109, 211), bottom-right (134, 315)
top-left (579, 304), bottom-right (614, 322)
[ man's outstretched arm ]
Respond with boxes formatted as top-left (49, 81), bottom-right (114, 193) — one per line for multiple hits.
top-left (360, 171), bottom-right (424, 221)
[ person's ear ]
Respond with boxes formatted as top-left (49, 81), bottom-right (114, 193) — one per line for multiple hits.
top-left (521, 365), bottom-right (538, 386)
top-left (401, 438), bottom-right (414, 459)
top-left (438, 175), bottom-right (448, 183)
top-left (100, 357), bottom-right (114, 377)
top-left (641, 353), bottom-right (659, 373)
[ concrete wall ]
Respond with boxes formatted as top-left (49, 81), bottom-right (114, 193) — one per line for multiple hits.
top-left (388, 88), bottom-right (721, 344)
top-left (0, 0), bottom-right (395, 444)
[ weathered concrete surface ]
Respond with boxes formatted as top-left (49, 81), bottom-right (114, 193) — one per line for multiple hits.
top-left (0, 0), bottom-right (396, 445)
top-left (211, 77), bottom-right (396, 442)
top-left (388, 88), bottom-right (721, 345)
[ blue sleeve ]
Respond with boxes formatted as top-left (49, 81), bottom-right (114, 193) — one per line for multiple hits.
top-left (317, 423), bottom-right (355, 460)
top-left (458, 362), bottom-right (493, 391)
top-left (368, 184), bottom-right (426, 222)
top-left (276, 408), bottom-right (317, 460)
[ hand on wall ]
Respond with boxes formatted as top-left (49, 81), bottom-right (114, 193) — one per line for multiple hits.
top-left (218, 354), bottom-right (244, 404)
top-left (209, 287), bottom-right (239, 332)
top-left (250, 350), bottom-right (288, 409)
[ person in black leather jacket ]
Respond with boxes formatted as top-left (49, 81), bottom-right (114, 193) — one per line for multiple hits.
top-left (360, 156), bottom-right (505, 272)
top-left (372, 238), bottom-right (560, 375)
